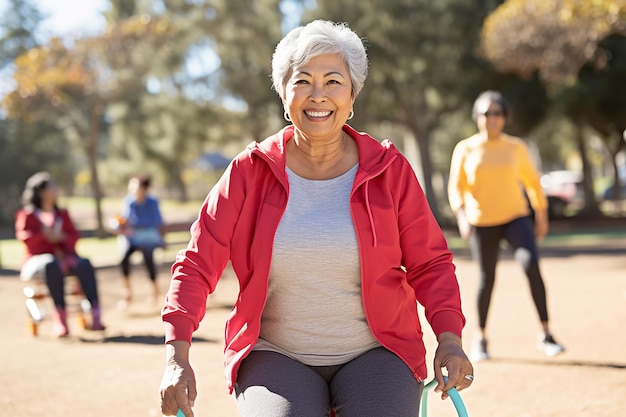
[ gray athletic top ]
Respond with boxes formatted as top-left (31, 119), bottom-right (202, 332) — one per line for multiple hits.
top-left (254, 164), bottom-right (380, 366)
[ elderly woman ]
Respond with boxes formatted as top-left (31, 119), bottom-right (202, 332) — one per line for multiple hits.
top-left (448, 90), bottom-right (565, 362)
top-left (160, 20), bottom-right (472, 417)
top-left (15, 171), bottom-right (105, 337)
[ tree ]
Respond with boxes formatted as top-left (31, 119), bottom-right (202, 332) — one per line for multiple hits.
top-left (99, 1), bottom-right (249, 200)
top-left (481, 0), bottom-right (626, 216)
top-left (2, 16), bottom-right (179, 234)
top-left (0, 0), bottom-right (50, 226)
top-left (0, 119), bottom-right (71, 225)
top-left (482, 0), bottom-right (626, 85)
top-left (303, 0), bottom-right (502, 219)
top-left (573, 34), bottom-right (626, 201)
top-left (0, 0), bottom-right (44, 70)
top-left (210, 0), bottom-right (286, 141)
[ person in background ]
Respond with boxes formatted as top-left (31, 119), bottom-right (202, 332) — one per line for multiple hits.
top-left (160, 20), bottom-right (473, 417)
top-left (15, 171), bottom-right (105, 337)
top-left (447, 90), bottom-right (565, 362)
top-left (113, 174), bottom-right (164, 309)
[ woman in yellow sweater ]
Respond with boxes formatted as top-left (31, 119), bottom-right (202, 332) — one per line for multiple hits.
top-left (448, 90), bottom-right (564, 361)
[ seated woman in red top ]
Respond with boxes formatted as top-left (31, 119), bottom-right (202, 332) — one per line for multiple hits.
top-left (15, 171), bottom-right (105, 337)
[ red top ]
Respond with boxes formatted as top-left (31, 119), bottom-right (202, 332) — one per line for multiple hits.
top-left (15, 208), bottom-right (80, 262)
top-left (162, 125), bottom-right (466, 392)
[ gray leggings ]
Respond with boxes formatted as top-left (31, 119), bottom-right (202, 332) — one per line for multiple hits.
top-left (234, 347), bottom-right (423, 417)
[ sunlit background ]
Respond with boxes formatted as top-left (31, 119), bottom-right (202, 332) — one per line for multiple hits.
top-left (1, 0), bottom-right (625, 233)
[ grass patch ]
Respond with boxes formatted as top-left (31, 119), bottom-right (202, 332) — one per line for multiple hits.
top-left (0, 231), bottom-right (191, 272)
top-left (443, 227), bottom-right (626, 252)
top-left (1, 196), bottom-right (199, 271)
top-left (3, 209), bottom-right (623, 272)
top-left (0, 239), bottom-right (24, 271)
top-left (542, 230), bottom-right (626, 246)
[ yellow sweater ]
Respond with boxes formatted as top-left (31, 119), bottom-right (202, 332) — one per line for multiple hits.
top-left (447, 134), bottom-right (547, 227)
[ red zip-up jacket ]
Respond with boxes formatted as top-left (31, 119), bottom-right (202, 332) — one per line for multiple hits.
top-left (162, 124), bottom-right (465, 392)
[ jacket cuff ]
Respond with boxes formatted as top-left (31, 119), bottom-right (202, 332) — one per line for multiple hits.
top-left (430, 310), bottom-right (465, 338)
top-left (163, 316), bottom-right (195, 344)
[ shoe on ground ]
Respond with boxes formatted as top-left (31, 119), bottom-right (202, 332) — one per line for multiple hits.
top-left (537, 334), bottom-right (565, 357)
top-left (117, 292), bottom-right (132, 310)
top-left (470, 337), bottom-right (490, 362)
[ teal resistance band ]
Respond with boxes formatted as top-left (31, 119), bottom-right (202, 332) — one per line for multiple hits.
top-left (176, 409), bottom-right (186, 417)
top-left (420, 376), bottom-right (469, 417)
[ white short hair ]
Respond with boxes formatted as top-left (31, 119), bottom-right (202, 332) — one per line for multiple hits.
top-left (271, 20), bottom-right (368, 100)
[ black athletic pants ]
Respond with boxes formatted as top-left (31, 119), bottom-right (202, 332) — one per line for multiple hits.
top-left (469, 216), bottom-right (549, 329)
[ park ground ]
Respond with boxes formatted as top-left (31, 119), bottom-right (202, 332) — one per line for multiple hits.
top-left (0, 213), bottom-right (625, 417)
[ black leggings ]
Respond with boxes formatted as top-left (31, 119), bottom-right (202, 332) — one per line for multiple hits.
top-left (120, 245), bottom-right (157, 281)
top-left (469, 216), bottom-right (549, 329)
top-left (45, 258), bottom-right (100, 309)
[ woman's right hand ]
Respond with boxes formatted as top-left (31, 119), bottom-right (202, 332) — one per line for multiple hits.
top-left (160, 341), bottom-right (197, 417)
top-left (42, 225), bottom-right (64, 243)
top-left (455, 209), bottom-right (473, 240)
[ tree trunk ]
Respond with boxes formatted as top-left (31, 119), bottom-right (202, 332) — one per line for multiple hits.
top-left (87, 101), bottom-right (106, 237)
top-left (172, 163), bottom-right (188, 202)
top-left (402, 94), bottom-right (443, 222)
top-left (609, 145), bottom-right (622, 202)
top-left (575, 123), bottom-right (602, 217)
top-left (416, 131), bottom-right (439, 219)
top-left (407, 120), bottom-right (441, 222)
top-left (609, 128), bottom-right (626, 202)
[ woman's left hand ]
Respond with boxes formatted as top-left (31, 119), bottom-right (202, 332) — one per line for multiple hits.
top-left (432, 332), bottom-right (474, 400)
top-left (534, 209), bottom-right (549, 242)
top-left (56, 254), bottom-right (78, 274)
top-left (42, 226), bottom-right (64, 243)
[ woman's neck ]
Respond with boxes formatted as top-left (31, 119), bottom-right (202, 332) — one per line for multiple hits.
top-left (287, 130), bottom-right (357, 180)
top-left (40, 202), bottom-right (55, 212)
top-left (292, 131), bottom-right (345, 160)
top-left (477, 131), bottom-right (502, 141)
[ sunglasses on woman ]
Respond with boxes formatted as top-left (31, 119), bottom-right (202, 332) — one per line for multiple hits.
top-left (481, 111), bottom-right (504, 118)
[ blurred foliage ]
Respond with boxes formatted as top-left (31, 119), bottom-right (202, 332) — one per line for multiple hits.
top-left (0, 0), bottom-right (48, 226)
top-left (481, 0), bottom-right (626, 86)
top-left (210, 0), bottom-right (286, 141)
top-left (1, 0), bottom-right (625, 228)
top-left (557, 34), bottom-right (626, 204)
top-left (0, 119), bottom-right (72, 225)
top-left (481, 0), bottom-right (626, 216)
top-left (304, 0), bottom-right (506, 218)
top-left (1, 14), bottom-right (180, 233)
top-left (0, 0), bottom-right (43, 70)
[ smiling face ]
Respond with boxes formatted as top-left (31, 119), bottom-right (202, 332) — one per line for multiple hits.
top-left (283, 53), bottom-right (354, 141)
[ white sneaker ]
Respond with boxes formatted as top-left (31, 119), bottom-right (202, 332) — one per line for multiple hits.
top-left (470, 337), bottom-right (490, 362)
top-left (537, 334), bottom-right (565, 357)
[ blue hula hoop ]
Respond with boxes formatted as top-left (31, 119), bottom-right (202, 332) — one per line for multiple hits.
top-left (420, 376), bottom-right (469, 417)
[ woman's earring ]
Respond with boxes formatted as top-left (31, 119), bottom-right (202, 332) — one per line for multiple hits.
top-left (284, 111), bottom-right (291, 122)
top-left (347, 110), bottom-right (354, 120)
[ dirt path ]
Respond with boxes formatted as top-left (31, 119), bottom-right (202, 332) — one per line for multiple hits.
top-left (1, 241), bottom-right (625, 417)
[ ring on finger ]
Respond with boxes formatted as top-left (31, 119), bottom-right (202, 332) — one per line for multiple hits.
top-left (464, 374), bottom-right (474, 382)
